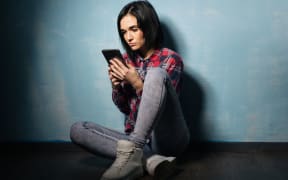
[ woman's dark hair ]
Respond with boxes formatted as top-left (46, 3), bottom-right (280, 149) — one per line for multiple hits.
top-left (117, 0), bottom-right (163, 60)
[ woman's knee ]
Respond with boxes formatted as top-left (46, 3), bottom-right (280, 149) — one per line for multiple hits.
top-left (145, 67), bottom-right (168, 83)
top-left (70, 121), bottom-right (85, 143)
top-left (143, 68), bottom-right (169, 94)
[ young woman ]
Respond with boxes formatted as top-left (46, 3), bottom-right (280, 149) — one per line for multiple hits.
top-left (70, 1), bottom-right (190, 179)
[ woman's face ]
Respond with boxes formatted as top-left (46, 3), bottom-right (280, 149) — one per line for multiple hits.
top-left (120, 14), bottom-right (145, 52)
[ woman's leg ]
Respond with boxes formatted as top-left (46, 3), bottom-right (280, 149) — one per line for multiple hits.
top-left (70, 121), bottom-right (129, 158)
top-left (130, 67), bottom-right (190, 156)
top-left (101, 67), bottom-right (190, 179)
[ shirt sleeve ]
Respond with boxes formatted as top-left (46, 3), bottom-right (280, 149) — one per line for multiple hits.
top-left (161, 53), bottom-right (184, 93)
top-left (112, 82), bottom-right (133, 115)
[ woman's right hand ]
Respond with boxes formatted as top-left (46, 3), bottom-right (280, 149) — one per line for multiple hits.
top-left (108, 66), bottom-right (121, 88)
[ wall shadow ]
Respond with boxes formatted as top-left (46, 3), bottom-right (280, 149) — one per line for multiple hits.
top-left (0, 0), bottom-right (44, 141)
top-left (161, 21), bottom-right (208, 151)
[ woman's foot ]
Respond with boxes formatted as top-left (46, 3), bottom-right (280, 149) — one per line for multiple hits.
top-left (146, 154), bottom-right (176, 176)
top-left (101, 140), bottom-right (144, 180)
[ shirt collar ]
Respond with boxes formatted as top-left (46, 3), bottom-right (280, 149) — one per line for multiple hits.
top-left (136, 48), bottom-right (161, 62)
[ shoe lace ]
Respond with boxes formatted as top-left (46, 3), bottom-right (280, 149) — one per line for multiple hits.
top-left (113, 150), bottom-right (133, 169)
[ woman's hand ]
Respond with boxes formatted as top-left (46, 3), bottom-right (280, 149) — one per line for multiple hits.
top-left (108, 66), bottom-right (121, 88)
top-left (109, 58), bottom-right (143, 92)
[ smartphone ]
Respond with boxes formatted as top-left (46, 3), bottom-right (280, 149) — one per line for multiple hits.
top-left (101, 49), bottom-right (127, 67)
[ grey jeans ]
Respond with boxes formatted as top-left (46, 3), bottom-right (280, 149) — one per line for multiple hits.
top-left (70, 67), bottom-right (190, 159)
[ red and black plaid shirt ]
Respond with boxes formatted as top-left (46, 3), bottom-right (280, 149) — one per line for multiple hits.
top-left (112, 48), bottom-right (184, 134)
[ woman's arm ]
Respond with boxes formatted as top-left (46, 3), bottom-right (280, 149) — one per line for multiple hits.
top-left (108, 66), bottom-right (131, 115)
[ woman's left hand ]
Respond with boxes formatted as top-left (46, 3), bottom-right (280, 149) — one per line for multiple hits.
top-left (109, 58), bottom-right (143, 92)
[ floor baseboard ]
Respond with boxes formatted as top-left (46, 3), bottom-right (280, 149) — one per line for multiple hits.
top-left (188, 142), bottom-right (288, 152)
top-left (1, 142), bottom-right (288, 154)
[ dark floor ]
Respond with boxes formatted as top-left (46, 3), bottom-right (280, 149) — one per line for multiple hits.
top-left (1, 143), bottom-right (288, 180)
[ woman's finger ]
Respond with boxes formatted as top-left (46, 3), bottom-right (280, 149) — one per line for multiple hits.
top-left (110, 59), bottom-right (128, 75)
top-left (110, 64), bottom-right (126, 78)
top-left (110, 65), bottom-right (123, 78)
top-left (110, 70), bottom-right (123, 80)
top-left (113, 58), bottom-right (127, 69)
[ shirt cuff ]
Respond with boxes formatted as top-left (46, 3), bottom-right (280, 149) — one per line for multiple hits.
top-left (112, 85), bottom-right (121, 93)
top-left (136, 89), bottom-right (143, 97)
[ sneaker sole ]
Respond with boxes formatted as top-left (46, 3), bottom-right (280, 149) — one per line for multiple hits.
top-left (100, 167), bottom-right (143, 180)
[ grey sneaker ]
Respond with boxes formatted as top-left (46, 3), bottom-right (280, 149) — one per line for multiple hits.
top-left (101, 140), bottom-right (144, 180)
top-left (145, 154), bottom-right (175, 176)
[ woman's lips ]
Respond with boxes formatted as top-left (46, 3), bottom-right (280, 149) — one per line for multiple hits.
top-left (129, 43), bottom-right (136, 47)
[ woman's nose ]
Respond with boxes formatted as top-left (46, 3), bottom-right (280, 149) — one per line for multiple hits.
top-left (126, 32), bottom-right (133, 41)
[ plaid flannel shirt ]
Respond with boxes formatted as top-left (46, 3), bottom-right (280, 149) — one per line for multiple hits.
top-left (112, 48), bottom-right (184, 134)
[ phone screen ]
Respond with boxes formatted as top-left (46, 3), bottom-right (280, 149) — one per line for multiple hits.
top-left (101, 49), bottom-right (127, 66)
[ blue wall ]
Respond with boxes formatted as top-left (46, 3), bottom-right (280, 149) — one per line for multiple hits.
top-left (1, 0), bottom-right (288, 142)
